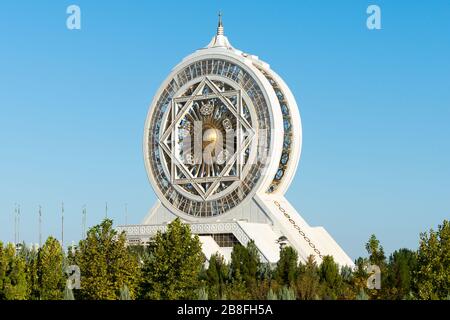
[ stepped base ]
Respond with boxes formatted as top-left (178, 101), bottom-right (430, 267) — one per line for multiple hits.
top-left (117, 194), bottom-right (354, 267)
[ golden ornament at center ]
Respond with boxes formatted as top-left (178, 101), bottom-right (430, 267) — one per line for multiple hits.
top-left (202, 126), bottom-right (221, 149)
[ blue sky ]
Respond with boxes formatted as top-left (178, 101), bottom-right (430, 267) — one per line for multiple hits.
top-left (0, 0), bottom-right (449, 259)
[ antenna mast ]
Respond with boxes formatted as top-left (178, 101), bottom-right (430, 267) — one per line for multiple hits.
top-left (82, 205), bottom-right (87, 238)
top-left (39, 205), bottom-right (42, 247)
top-left (17, 205), bottom-right (20, 244)
top-left (61, 202), bottom-right (64, 248)
top-left (125, 203), bottom-right (128, 225)
top-left (14, 204), bottom-right (17, 244)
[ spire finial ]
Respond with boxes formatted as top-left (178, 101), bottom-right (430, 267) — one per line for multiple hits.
top-left (206, 12), bottom-right (233, 49)
top-left (217, 12), bottom-right (224, 36)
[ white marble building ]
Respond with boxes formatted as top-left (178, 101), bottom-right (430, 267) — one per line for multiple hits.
top-left (117, 15), bottom-right (354, 268)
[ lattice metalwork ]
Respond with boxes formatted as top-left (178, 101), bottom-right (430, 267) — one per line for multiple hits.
top-left (255, 66), bottom-right (294, 193)
top-left (147, 59), bottom-right (272, 217)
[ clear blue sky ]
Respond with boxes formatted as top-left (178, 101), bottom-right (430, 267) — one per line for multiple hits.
top-left (1, 0), bottom-right (449, 259)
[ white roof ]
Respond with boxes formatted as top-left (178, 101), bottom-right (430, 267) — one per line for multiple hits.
top-left (238, 221), bottom-right (281, 263)
top-left (198, 235), bottom-right (232, 263)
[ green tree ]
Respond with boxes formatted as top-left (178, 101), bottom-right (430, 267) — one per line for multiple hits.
top-left (366, 234), bottom-right (386, 267)
top-left (224, 278), bottom-right (251, 299)
top-left (0, 243), bottom-right (28, 300)
top-left (119, 285), bottom-right (131, 300)
top-left (141, 218), bottom-right (204, 299)
top-left (196, 286), bottom-right (209, 300)
top-left (279, 286), bottom-right (296, 300)
top-left (74, 219), bottom-right (140, 300)
top-left (365, 235), bottom-right (387, 299)
top-left (206, 253), bottom-right (229, 299)
top-left (37, 237), bottom-right (65, 300)
top-left (275, 246), bottom-right (298, 286)
top-left (18, 243), bottom-right (39, 299)
top-left (230, 240), bottom-right (260, 289)
top-left (339, 265), bottom-right (357, 299)
top-left (252, 263), bottom-right (273, 300)
top-left (352, 257), bottom-right (370, 298)
top-left (356, 288), bottom-right (369, 300)
top-left (267, 288), bottom-right (278, 300)
top-left (414, 220), bottom-right (450, 299)
top-left (319, 255), bottom-right (342, 299)
top-left (385, 248), bottom-right (417, 299)
top-left (296, 255), bottom-right (320, 300)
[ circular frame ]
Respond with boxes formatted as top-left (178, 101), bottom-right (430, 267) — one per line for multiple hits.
top-left (157, 75), bottom-right (260, 203)
top-left (144, 50), bottom-right (285, 220)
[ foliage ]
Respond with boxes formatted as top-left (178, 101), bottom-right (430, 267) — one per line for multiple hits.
top-left (365, 235), bottom-right (387, 299)
top-left (385, 248), bottom-right (417, 299)
top-left (252, 279), bottom-right (272, 300)
top-left (141, 218), bottom-right (205, 299)
top-left (230, 241), bottom-right (260, 289)
top-left (319, 255), bottom-right (343, 299)
top-left (74, 219), bottom-right (140, 300)
top-left (120, 285), bottom-right (131, 300)
top-left (352, 257), bottom-right (369, 296)
top-left (414, 220), bottom-right (450, 299)
top-left (278, 286), bottom-right (296, 300)
top-left (37, 237), bottom-right (65, 300)
top-left (196, 286), bottom-right (209, 300)
top-left (366, 234), bottom-right (386, 267)
top-left (0, 243), bottom-right (28, 300)
top-left (296, 255), bottom-right (320, 300)
top-left (266, 288), bottom-right (277, 300)
top-left (275, 246), bottom-right (298, 286)
top-left (356, 288), bottom-right (369, 300)
top-left (205, 253), bottom-right (229, 299)
top-left (1, 218), bottom-right (450, 300)
top-left (224, 278), bottom-right (251, 299)
top-left (19, 243), bottom-right (39, 299)
top-left (339, 265), bottom-right (357, 299)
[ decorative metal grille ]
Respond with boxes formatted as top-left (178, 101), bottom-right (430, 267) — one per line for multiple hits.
top-left (147, 59), bottom-right (272, 217)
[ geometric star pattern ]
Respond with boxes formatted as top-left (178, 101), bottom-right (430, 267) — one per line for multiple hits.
top-left (159, 77), bottom-right (255, 200)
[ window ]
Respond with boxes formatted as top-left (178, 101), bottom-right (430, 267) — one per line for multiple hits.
top-left (199, 233), bottom-right (240, 247)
